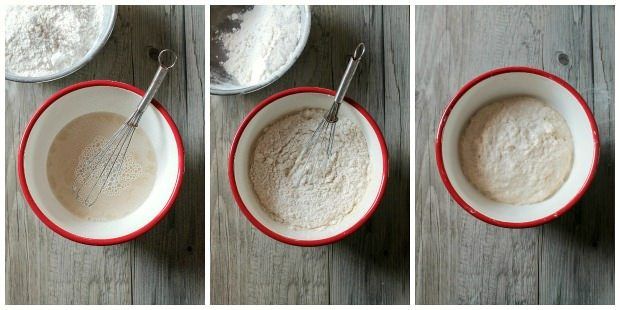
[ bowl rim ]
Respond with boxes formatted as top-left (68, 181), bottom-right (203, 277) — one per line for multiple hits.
top-left (435, 66), bottom-right (600, 228)
top-left (6, 5), bottom-right (118, 83)
top-left (228, 86), bottom-right (389, 246)
top-left (210, 5), bottom-right (312, 95)
top-left (17, 80), bottom-right (185, 245)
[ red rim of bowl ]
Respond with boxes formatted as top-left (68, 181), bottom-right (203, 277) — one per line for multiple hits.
top-left (17, 80), bottom-right (185, 246)
top-left (436, 66), bottom-right (600, 228)
top-left (228, 87), bottom-right (389, 246)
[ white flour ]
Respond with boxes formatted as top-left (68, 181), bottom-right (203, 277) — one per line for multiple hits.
top-left (250, 108), bottom-right (371, 230)
top-left (217, 5), bottom-right (302, 85)
top-left (5, 5), bottom-right (104, 77)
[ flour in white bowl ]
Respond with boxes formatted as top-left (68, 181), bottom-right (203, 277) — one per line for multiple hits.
top-left (250, 108), bottom-right (372, 230)
top-left (217, 5), bottom-right (302, 85)
top-left (5, 5), bottom-right (104, 77)
top-left (459, 96), bottom-right (573, 204)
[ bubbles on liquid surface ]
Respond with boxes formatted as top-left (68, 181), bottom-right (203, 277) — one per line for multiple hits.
top-left (73, 135), bottom-right (144, 202)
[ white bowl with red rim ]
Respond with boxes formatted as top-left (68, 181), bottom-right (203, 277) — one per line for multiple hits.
top-left (436, 66), bottom-right (599, 228)
top-left (229, 87), bottom-right (389, 246)
top-left (18, 80), bottom-right (184, 245)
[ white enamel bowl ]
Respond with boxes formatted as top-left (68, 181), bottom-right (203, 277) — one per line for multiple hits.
top-left (436, 67), bottom-right (599, 228)
top-left (18, 81), bottom-right (184, 245)
top-left (229, 87), bottom-right (388, 246)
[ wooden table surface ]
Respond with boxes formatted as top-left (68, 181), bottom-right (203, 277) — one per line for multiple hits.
top-left (210, 5), bottom-right (410, 305)
top-left (5, 6), bottom-right (205, 304)
top-left (415, 6), bottom-right (614, 305)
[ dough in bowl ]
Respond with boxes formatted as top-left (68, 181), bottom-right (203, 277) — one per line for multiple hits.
top-left (459, 96), bottom-right (573, 204)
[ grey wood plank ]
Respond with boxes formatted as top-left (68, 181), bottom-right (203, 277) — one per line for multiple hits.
top-left (4, 5), bottom-right (137, 305)
top-left (128, 5), bottom-right (205, 305)
top-left (539, 5), bottom-right (614, 305)
top-left (209, 5), bottom-right (332, 305)
top-left (5, 5), bottom-right (205, 304)
top-left (210, 5), bottom-right (409, 305)
top-left (415, 5), bottom-right (614, 305)
top-left (415, 6), bottom-right (542, 305)
top-left (329, 5), bottom-right (410, 305)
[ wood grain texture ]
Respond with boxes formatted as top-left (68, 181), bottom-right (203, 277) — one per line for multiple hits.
top-left (210, 5), bottom-right (410, 305)
top-left (415, 5), bottom-right (614, 305)
top-left (539, 6), bottom-right (615, 305)
top-left (5, 5), bottom-right (205, 305)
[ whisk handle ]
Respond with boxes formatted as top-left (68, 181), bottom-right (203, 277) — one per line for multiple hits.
top-left (129, 49), bottom-right (178, 127)
top-left (334, 43), bottom-right (365, 105)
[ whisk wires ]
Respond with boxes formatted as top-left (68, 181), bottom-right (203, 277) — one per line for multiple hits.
top-left (72, 49), bottom-right (177, 208)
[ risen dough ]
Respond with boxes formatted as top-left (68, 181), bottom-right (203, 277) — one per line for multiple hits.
top-left (459, 96), bottom-right (573, 204)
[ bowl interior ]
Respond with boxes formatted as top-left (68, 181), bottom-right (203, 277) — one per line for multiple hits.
top-left (6, 5), bottom-right (117, 82)
top-left (23, 85), bottom-right (180, 240)
top-left (440, 71), bottom-right (596, 224)
top-left (233, 92), bottom-right (385, 241)
top-left (210, 5), bottom-right (311, 95)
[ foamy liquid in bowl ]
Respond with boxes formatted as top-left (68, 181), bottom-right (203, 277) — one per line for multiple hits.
top-left (46, 112), bottom-right (157, 221)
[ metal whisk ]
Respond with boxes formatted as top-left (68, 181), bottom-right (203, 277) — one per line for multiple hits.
top-left (305, 43), bottom-right (365, 157)
top-left (73, 49), bottom-right (177, 208)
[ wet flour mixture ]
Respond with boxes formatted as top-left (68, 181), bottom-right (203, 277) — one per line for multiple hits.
top-left (250, 108), bottom-right (372, 230)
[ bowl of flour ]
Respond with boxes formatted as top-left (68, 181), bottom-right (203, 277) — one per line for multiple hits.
top-left (229, 87), bottom-right (388, 246)
top-left (210, 5), bottom-right (311, 95)
top-left (5, 5), bottom-right (117, 83)
top-left (436, 67), bottom-right (599, 228)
